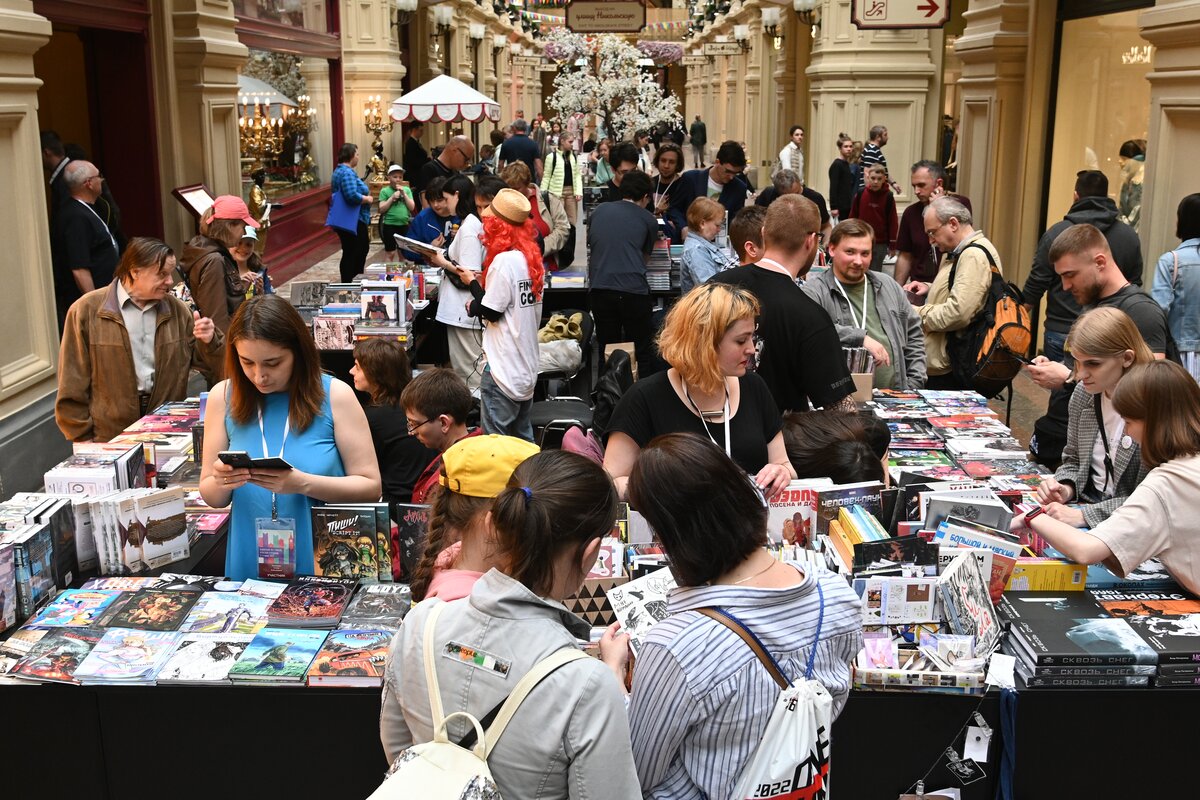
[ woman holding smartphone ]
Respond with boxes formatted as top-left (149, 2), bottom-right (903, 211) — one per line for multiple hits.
top-left (200, 295), bottom-right (381, 580)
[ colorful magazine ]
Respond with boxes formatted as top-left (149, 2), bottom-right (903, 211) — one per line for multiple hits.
top-left (74, 629), bottom-right (182, 684)
top-left (12, 628), bottom-right (104, 684)
top-left (228, 627), bottom-right (328, 682)
top-left (98, 588), bottom-right (202, 631)
top-left (157, 633), bottom-right (254, 684)
top-left (179, 592), bottom-right (271, 635)
top-left (306, 629), bottom-right (393, 686)
top-left (27, 589), bottom-right (123, 628)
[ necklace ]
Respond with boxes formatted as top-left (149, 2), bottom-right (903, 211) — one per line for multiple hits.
top-left (729, 556), bottom-right (776, 585)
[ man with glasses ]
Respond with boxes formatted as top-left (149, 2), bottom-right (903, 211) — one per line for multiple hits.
top-left (51, 160), bottom-right (120, 330)
top-left (400, 367), bottom-right (482, 504)
top-left (677, 140), bottom-right (752, 222)
top-left (598, 141), bottom-right (641, 204)
top-left (894, 160), bottom-right (973, 285)
top-left (904, 195), bottom-right (1003, 390)
top-left (415, 135), bottom-right (476, 207)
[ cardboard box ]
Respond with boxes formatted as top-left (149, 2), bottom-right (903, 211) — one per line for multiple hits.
top-left (604, 342), bottom-right (638, 381)
top-left (851, 372), bottom-right (874, 404)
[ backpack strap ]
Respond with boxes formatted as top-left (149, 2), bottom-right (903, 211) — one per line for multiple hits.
top-left (421, 601), bottom-right (448, 728)
top-left (948, 241), bottom-right (998, 290)
top-left (483, 648), bottom-right (589, 751)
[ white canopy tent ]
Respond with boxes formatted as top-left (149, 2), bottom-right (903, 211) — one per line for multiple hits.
top-left (388, 74), bottom-right (502, 124)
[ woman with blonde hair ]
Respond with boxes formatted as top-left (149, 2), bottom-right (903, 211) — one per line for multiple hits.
top-left (1035, 307), bottom-right (1155, 527)
top-left (1017, 360), bottom-right (1200, 595)
top-left (603, 283), bottom-right (796, 498)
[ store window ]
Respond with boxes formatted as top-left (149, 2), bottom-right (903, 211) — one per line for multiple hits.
top-left (238, 48), bottom-right (331, 206)
top-left (1045, 8), bottom-right (1152, 233)
top-left (232, 0), bottom-right (331, 34)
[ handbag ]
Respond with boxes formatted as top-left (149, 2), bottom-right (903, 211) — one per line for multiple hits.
top-left (698, 581), bottom-right (831, 800)
top-left (326, 168), bottom-right (364, 234)
top-left (369, 602), bottom-right (588, 800)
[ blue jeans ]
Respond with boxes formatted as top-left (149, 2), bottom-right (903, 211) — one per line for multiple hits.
top-left (480, 368), bottom-right (534, 442)
top-left (1044, 329), bottom-right (1072, 368)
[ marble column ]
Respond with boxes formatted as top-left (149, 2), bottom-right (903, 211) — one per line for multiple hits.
top-left (341, 0), bottom-right (407, 164)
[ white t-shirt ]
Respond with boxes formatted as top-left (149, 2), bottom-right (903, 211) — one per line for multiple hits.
top-left (1089, 393), bottom-right (1126, 498)
top-left (481, 250), bottom-right (543, 402)
top-left (437, 214), bottom-right (483, 329)
top-left (1090, 453), bottom-right (1200, 596)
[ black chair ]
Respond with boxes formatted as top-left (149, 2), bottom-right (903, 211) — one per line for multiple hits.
top-left (535, 308), bottom-right (595, 400)
top-left (530, 402), bottom-right (591, 449)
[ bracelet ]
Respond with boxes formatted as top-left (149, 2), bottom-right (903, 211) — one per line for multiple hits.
top-left (1024, 506), bottom-right (1046, 524)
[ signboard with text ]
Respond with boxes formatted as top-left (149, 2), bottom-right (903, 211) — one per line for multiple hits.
top-left (680, 55), bottom-right (709, 66)
top-left (851, 0), bottom-right (950, 29)
top-left (566, 1), bottom-right (646, 33)
top-left (538, 62), bottom-right (560, 72)
top-left (512, 55), bottom-right (544, 67)
top-left (703, 41), bottom-right (744, 56)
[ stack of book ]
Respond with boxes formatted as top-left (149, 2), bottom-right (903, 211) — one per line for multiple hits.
top-left (265, 575), bottom-right (358, 629)
top-left (645, 238), bottom-right (674, 292)
top-left (307, 278), bottom-right (414, 350)
top-left (83, 487), bottom-right (190, 575)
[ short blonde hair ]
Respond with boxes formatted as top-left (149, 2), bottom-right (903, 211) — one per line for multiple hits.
top-left (500, 161), bottom-right (532, 190)
top-left (657, 284), bottom-right (760, 395)
top-left (1066, 307), bottom-right (1154, 382)
top-left (866, 164), bottom-right (888, 178)
top-left (686, 196), bottom-right (725, 231)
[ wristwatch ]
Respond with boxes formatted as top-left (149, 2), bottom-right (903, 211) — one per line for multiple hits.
top-left (1024, 506), bottom-right (1046, 524)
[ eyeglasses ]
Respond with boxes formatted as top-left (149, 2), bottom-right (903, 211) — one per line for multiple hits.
top-left (406, 417), bottom-right (434, 434)
top-left (925, 221), bottom-right (948, 238)
top-left (87, 173), bottom-right (104, 184)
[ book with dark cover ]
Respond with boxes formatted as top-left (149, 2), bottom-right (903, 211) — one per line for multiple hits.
top-left (266, 575), bottom-right (358, 628)
top-left (1156, 663), bottom-right (1200, 675)
top-left (391, 503), bottom-right (431, 583)
top-left (814, 482), bottom-right (883, 537)
top-left (341, 583), bottom-right (412, 629)
top-left (997, 592), bottom-right (1157, 666)
top-left (98, 588), bottom-right (201, 631)
top-left (12, 628), bottom-right (104, 684)
top-left (311, 507), bottom-right (379, 583)
top-left (1154, 674), bottom-right (1200, 688)
top-left (1019, 674), bottom-right (1151, 689)
top-left (852, 536), bottom-right (939, 576)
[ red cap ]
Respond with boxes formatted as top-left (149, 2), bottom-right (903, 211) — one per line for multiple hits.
top-left (210, 195), bottom-right (260, 228)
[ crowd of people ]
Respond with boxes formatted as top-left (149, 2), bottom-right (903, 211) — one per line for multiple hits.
top-left (37, 108), bottom-right (1200, 798)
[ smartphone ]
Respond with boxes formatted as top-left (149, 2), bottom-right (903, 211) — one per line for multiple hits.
top-left (218, 451), bottom-right (294, 470)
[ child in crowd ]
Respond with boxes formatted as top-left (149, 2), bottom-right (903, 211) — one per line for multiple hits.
top-left (377, 164), bottom-right (415, 258)
top-left (849, 164), bottom-right (898, 272)
top-left (400, 367), bottom-right (481, 503)
top-left (231, 225), bottom-right (271, 299)
top-left (402, 177), bottom-right (457, 264)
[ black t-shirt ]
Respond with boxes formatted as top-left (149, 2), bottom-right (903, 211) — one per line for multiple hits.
top-left (500, 135), bottom-right (541, 179)
top-left (363, 403), bottom-right (438, 503)
top-left (586, 200), bottom-right (658, 294)
top-left (403, 136), bottom-right (430, 178)
top-left (754, 186), bottom-right (830, 225)
top-left (712, 265), bottom-right (854, 412)
top-left (52, 199), bottom-right (119, 300)
top-left (414, 158), bottom-right (455, 200)
top-left (606, 370), bottom-right (782, 475)
top-left (1094, 285), bottom-right (1169, 355)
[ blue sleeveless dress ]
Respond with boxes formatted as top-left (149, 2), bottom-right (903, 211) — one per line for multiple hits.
top-left (225, 373), bottom-right (346, 580)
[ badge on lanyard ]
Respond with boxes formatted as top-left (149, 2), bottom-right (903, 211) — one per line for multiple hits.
top-left (256, 517), bottom-right (297, 580)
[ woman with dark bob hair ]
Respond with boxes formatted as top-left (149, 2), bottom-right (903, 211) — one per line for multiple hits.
top-left (200, 295), bottom-right (381, 580)
top-left (1016, 360), bottom-right (1200, 595)
top-left (622, 433), bottom-right (862, 800)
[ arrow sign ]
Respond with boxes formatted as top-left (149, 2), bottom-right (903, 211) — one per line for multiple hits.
top-left (851, 0), bottom-right (950, 29)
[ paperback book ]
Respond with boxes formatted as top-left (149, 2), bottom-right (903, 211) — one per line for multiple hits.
top-left (814, 481), bottom-right (884, 537)
top-left (339, 583), bottom-right (412, 629)
top-left (306, 628), bottom-right (393, 686)
top-left (266, 575), bottom-right (357, 628)
top-left (12, 628), bottom-right (104, 684)
top-left (938, 551), bottom-right (1001, 656)
top-left (391, 503), bottom-right (430, 583)
top-left (27, 589), bottom-right (123, 628)
top-left (996, 592), bottom-right (1157, 666)
top-left (74, 629), bottom-right (182, 685)
top-left (766, 479), bottom-right (833, 547)
top-left (97, 588), bottom-right (202, 631)
top-left (157, 633), bottom-right (254, 684)
top-left (179, 592), bottom-right (271, 635)
top-left (311, 507), bottom-right (379, 583)
top-left (228, 627), bottom-right (328, 683)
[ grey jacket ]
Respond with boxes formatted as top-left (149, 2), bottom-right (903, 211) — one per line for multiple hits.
top-left (1055, 382), bottom-right (1149, 528)
top-left (803, 268), bottom-right (927, 390)
top-left (380, 569), bottom-right (640, 800)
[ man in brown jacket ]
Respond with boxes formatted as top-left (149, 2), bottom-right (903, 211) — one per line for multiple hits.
top-left (56, 237), bottom-right (225, 442)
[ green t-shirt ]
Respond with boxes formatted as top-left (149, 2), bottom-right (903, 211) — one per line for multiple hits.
top-left (840, 278), bottom-right (896, 389)
top-left (380, 185), bottom-right (414, 226)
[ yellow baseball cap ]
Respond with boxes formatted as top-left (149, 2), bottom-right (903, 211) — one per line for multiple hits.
top-left (439, 434), bottom-right (540, 498)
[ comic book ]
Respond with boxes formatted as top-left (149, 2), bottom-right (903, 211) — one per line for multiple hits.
top-left (938, 551), bottom-right (1001, 656)
top-left (0, 627), bottom-right (49, 659)
top-left (147, 573), bottom-right (241, 593)
top-left (80, 576), bottom-right (155, 591)
top-left (266, 575), bottom-right (358, 628)
top-left (766, 479), bottom-right (833, 547)
top-left (853, 576), bottom-right (939, 625)
top-left (157, 633), bottom-right (254, 685)
top-left (238, 578), bottom-right (288, 600)
top-left (326, 503), bottom-right (394, 582)
top-left (391, 503), bottom-right (430, 583)
top-left (339, 584), bottom-right (412, 630)
top-left (74, 628), bottom-right (182, 685)
top-left (97, 588), bottom-right (202, 631)
top-left (996, 592), bottom-right (1157, 667)
top-left (26, 589), bottom-right (124, 628)
top-left (179, 592), bottom-right (271, 635)
top-left (12, 628), bottom-right (105, 684)
top-left (311, 507), bottom-right (379, 583)
top-left (228, 627), bottom-right (329, 683)
top-left (7, 523), bottom-right (57, 620)
top-left (306, 629), bottom-right (393, 686)
top-left (604, 567), bottom-right (677, 656)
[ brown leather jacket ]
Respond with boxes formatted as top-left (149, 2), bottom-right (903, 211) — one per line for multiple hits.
top-left (181, 235), bottom-right (244, 334)
top-left (56, 281), bottom-right (225, 442)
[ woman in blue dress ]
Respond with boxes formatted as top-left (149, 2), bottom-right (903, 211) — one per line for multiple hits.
top-left (200, 295), bottom-right (381, 580)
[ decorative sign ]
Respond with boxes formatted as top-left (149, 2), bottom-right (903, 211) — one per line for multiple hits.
top-left (538, 62), bottom-right (560, 72)
top-left (851, 0), bottom-right (950, 29)
top-left (703, 42), bottom-right (744, 56)
top-left (566, 1), bottom-right (647, 33)
top-left (680, 55), bottom-right (709, 66)
top-left (512, 55), bottom-right (544, 67)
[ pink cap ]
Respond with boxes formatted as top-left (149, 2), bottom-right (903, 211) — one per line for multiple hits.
top-left (210, 195), bottom-right (260, 228)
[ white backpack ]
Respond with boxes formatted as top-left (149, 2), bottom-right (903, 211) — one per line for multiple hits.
top-left (369, 602), bottom-right (587, 800)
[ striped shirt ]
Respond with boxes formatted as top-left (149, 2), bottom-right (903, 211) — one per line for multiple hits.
top-left (629, 564), bottom-right (863, 800)
top-left (858, 142), bottom-right (887, 190)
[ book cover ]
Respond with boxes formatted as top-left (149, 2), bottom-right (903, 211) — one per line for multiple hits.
top-left (1152, 674), bottom-right (1200, 687)
top-left (12, 628), bottom-right (104, 683)
top-left (923, 490), bottom-right (1012, 532)
top-left (996, 592), bottom-right (1157, 666)
top-left (228, 627), bottom-right (328, 681)
top-left (1006, 559), bottom-right (1088, 592)
top-left (267, 575), bottom-right (357, 627)
top-left (825, 523), bottom-right (856, 573)
top-left (938, 551), bottom-right (1001, 656)
top-left (391, 503), bottom-right (430, 583)
top-left (100, 588), bottom-right (201, 631)
top-left (27, 589), bottom-right (123, 628)
top-left (238, 578), bottom-right (288, 600)
top-left (157, 633), bottom-right (254, 684)
top-left (766, 479), bottom-right (833, 546)
top-left (80, 576), bottom-right (154, 591)
top-left (306, 628), bottom-right (393, 686)
top-left (122, 415), bottom-right (199, 435)
top-left (340, 583), bottom-right (412, 628)
top-left (852, 537), bottom-right (939, 577)
top-left (312, 315), bottom-right (356, 350)
top-left (130, 487), bottom-right (190, 571)
top-left (0, 543), bottom-right (15, 632)
top-left (74, 629), bottom-right (182, 684)
top-left (9, 524), bottom-right (56, 619)
top-left (853, 576), bottom-right (939, 625)
top-left (179, 592), bottom-right (271, 635)
top-left (814, 481), bottom-right (884, 537)
top-left (311, 507), bottom-right (379, 582)
top-left (605, 568), bottom-right (677, 656)
top-left (147, 573), bottom-right (242, 593)
top-left (1020, 674), bottom-right (1151, 689)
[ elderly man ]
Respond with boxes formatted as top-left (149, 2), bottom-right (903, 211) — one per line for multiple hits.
top-left (894, 160), bottom-right (973, 285)
top-left (415, 135), bottom-right (475, 207)
top-left (754, 168), bottom-right (832, 241)
top-left (904, 196), bottom-right (1003, 390)
top-left (56, 237), bottom-right (224, 443)
top-left (804, 218), bottom-right (926, 390)
top-left (51, 160), bottom-right (121, 328)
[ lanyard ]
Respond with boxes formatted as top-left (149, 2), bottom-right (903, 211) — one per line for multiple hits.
top-left (49, 157), bottom-right (70, 186)
top-left (834, 277), bottom-right (871, 330)
top-left (1093, 394), bottom-right (1124, 496)
top-left (258, 406), bottom-right (291, 519)
top-left (683, 381), bottom-right (731, 459)
top-left (756, 258), bottom-right (794, 279)
top-left (77, 199), bottom-right (117, 254)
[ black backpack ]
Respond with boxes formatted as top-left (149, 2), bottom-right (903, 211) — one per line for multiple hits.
top-left (946, 243), bottom-right (1033, 399)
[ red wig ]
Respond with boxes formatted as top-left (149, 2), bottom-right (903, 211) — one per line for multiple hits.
top-left (480, 214), bottom-right (545, 299)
